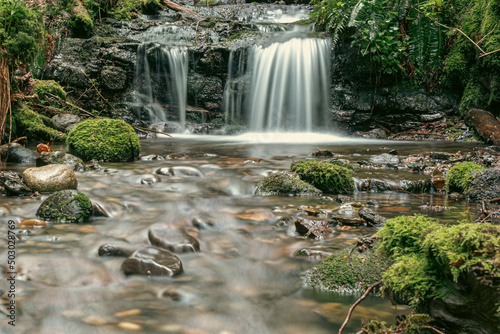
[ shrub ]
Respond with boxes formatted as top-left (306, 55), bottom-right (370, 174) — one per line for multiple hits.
top-left (66, 118), bottom-right (140, 162)
top-left (445, 162), bottom-right (484, 193)
top-left (290, 160), bottom-right (355, 194)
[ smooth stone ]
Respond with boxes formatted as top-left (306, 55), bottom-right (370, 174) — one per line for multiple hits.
top-left (18, 219), bottom-right (46, 228)
top-left (148, 223), bottom-right (200, 253)
top-left (121, 246), bottom-right (183, 277)
top-left (51, 113), bottom-right (81, 132)
top-left (6, 145), bottom-right (37, 163)
top-left (23, 164), bottom-right (77, 192)
top-left (98, 244), bottom-right (135, 257)
top-left (294, 219), bottom-right (333, 240)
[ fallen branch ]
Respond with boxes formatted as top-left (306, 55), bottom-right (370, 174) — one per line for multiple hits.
top-left (161, 0), bottom-right (198, 15)
top-left (80, 69), bottom-right (172, 137)
top-left (338, 280), bottom-right (383, 334)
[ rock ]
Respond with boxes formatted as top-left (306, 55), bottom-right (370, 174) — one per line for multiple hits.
top-left (22, 164), bottom-right (77, 192)
top-left (92, 202), bottom-right (110, 217)
top-left (358, 207), bottom-right (387, 225)
top-left (255, 171), bottom-right (322, 196)
top-left (36, 190), bottom-right (92, 223)
top-left (336, 195), bottom-right (354, 203)
top-left (369, 153), bottom-right (399, 164)
top-left (290, 160), bottom-right (355, 194)
top-left (0, 172), bottom-right (32, 196)
top-left (155, 166), bottom-right (203, 177)
top-left (51, 114), bottom-right (81, 132)
top-left (399, 179), bottom-right (432, 193)
top-left (18, 219), bottom-right (46, 228)
top-left (468, 169), bottom-right (500, 202)
top-left (67, 119), bottom-right (140, 162)
top-left (121, 246), bottom-right (183, 277)
top-left (294, 218), bottom-right (333, 240)
top-left (101, 66), bottom-right (127, 91)
top-left (6, 146), bottom-right (37, 163)
top-left (353, 128), bottom-right (387, 139)
top-left (36, 151), bottom-right (85, 171)
top-left (148, 224), bottom-right (200, 253)
top-left (312, 149), bottom-right (335, 157)
top-left (98, 244), bottom-right (135, 257)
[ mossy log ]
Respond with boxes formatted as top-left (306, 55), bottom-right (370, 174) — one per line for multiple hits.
top-left (464, 109), bottom-right (500, 145)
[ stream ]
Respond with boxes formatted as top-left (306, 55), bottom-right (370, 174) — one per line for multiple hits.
top-left (0, 135), bottom-right (482, 334)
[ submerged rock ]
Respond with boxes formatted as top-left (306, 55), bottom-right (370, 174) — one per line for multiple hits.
top-left (155, 166), bottom-right (203, 177)
top-left (23, 164), bottom-right (78, 192)
top-left (358, 207), bottom-right (387, 226)
top-left (294, 218), bottom-right (333, 240)
top-left (148, 224), bottom-right (200, 253)
top-left (36, 190), bottom-right (92, 223)
top-left (121, 246), bottom-right (183, 277)
top-left (255, 171), bottom-right (322, 196)
top-left (98, 244), bottom-right (135, 257)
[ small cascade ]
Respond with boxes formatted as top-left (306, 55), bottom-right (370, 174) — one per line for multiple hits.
top-left (133, 44), bottom-right (188, 129)
top-left (224, 36), bottom-right (331, 132)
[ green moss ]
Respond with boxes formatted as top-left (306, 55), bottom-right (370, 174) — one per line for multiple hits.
top-left (34, 80), bottom-right (67, 101)
top-left (459, 79), bottom-right (485, 115)
top-left (66, 118), bottom-right (140, 162)
top-left (37, 190), bottom-right (92, 223)
top-left (255, 172), bottom-right (322, 196)
top-left (74, 12), bottom-right (94, 32)
top-left (226, 30), bottom-right (258, 42)
top-left (13, 104), bottom-right (66, 142)
top-left (290, 160), bottom-right (355, 194)
top-left (306, 244), bottom-right (390, 292)
top-left (377, 215), bottom-right (499, 308)
top-left (141, 0), bottom-right (161, 14)
top-left (445, 162), bottom-right (484, 193)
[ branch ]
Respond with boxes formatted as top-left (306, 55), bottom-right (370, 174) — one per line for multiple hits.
top-left (161, 0), bottom-right (198, 15)
top-left (80, 70), bottom-right (172, 137)
top-left (338, 280), bottom-right (383, 334)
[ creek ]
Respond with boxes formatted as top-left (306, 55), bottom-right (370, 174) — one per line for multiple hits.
top-left (0, 136), bottom-right (481, 334)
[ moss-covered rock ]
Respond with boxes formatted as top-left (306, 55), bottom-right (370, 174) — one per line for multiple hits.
top-left (468, 169), bottom-right (500, 202)
top-left (36, 190), bottom-right (92, 223)
top-left (141, 0), bottom-right (161, 15)
top-left (13, 104), bottom-right (66, 142)
top-left (290, 160), bottom-right (355, 194)
top-left (66, 118), bottom-right (140, 162)
top-left (255, 172), bottom-right (322, 196)
top-left (33, 80), bottom-right (67, 101)
top-left (445, 162), bottom-right (484, 193)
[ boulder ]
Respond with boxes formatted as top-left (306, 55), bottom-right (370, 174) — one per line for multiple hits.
top-left (51, 114), bottom-right (81, 132)
top-left (121, 246), bottom-right (183, 277)
top-left (468, 169), bottom-right (500, 202)
top-left (6, 145), bottom-right (37, 163)
top-left (290, 160), bottom-right (355, 194)
top-left (255, 171), bottom-right (322, 196)
top-left (22, 164), bottom-right (77, 192)
top-left (36, 151), bottom-right (85, 171)
top-left (36, 190), bottom-right (92, 223)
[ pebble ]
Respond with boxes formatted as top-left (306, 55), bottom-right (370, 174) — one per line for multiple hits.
top-left (18, 219), bottom-right (46, 228)
top-left (118, 322), bottom-right (142, 330)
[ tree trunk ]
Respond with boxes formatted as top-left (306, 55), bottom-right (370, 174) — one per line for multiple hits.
top-left (0, 51), bottom-right (11, 145)
top-left (161, 0), bottom-right (198, 15)
top-left (464, 108), bottom-right (500, 146)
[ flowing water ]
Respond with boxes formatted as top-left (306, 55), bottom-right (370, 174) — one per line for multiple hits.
top-left (0, 137), bottom-right (482, 334)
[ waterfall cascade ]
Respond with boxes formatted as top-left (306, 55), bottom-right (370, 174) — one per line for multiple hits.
top-left (225, 32), bottom-right (331, 132)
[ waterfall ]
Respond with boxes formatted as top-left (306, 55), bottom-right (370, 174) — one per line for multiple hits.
top-left (224, 36), bottom-right (331, 132)
top-left (133, 44), bottom-right (188, 130)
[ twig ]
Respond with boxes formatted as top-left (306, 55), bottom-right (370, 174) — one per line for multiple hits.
top-left (423, 325), bottom-right (446, 334)
top-left (478, 209), bottom-right (500, 224)
top-left (338, 280), bottom-right (383, 334)
top-left (80, 70), bottom-right (172, 137)
top-left (478, 24), bottom-right (498, 44)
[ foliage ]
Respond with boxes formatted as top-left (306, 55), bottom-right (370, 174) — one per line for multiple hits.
top-left (445, 162), bottom-right (484, 193)
top-left (66, 118), bottom-right (140, 161)
top-left (290, 160), bottom-right (355, 194)
top-left (13, 103), bottom-right (66, 141)
top-left (254, 172), bottom-right (322, 196)
top-left (361, 313), bottom-right (434, 334)
top-left (0, 0), bottom-right (45, 69)
top-left (377, 214), bottom-right (499, 308)
top-left (34, 80), bottom-right (67, 101)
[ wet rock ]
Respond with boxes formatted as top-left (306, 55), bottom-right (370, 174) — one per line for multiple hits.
top-left (148, 224), bottom-right (200, 253)
top-left (92, 202), bottom-right (110, 217)
top-left (332, 217), bottom-right (365, 226)
top-left (101, 66), bottom-right (127, 91)
top-left (369, 153), bottom-right (399, 164)
top-left (366, 200), bottom-right (379, 207)
top-left (468, 169), bottom-right (500, 202)
top-left (155, 166), bottom-right (203, 177)
top-left (255, 171), bottom-right (322, 196)
top-left (141, 154), bottom-right (165, 161)
top-left (121, 246), bottom-right (183, 277)
top-left (36, 151), bottom-right (85, 171)
top-left (399, 179), bottom-right (432, 193)
top-left (429, 152), bottom-right (452, 161)
top-left (294, 218), bottom-right (333, 240)
top-left (298, 205), bottom-right (323, 217)
top-left (290, 160), bottom-right (355, 194)
top-left (358, 207), bottom-right (387, 225)
top-left (358, 178), bottom-right (394, 192)
top-left (18, 219), bottom-right (46, 228)
top-left (312, 149), bottom-right (335, 157)
top-left (6, 145), bottom-right (37, 163)
top-left (23, 164), bottom-right (77, 192)
top-left (0, 172), bottom-right (32, 196)
top-left (98, 244), bottom-right (135, 257)
top-left (353, 128), bottom-right (387, 139)
top-left (336, 195), bottom-right (354, 203)
top-left (389, 149), bottom-right (399, 155)
top-left (36, 190), bottom-right (92, 223)
top-left (51, 114), bottom-right (82, 132)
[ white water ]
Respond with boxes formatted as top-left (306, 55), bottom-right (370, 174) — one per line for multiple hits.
top-left (133, 44), bottom-right (188, 129)
top-left (248, 37), bottom-right (331, 132)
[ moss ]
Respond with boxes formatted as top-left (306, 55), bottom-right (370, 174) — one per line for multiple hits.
top-left (13, 104), bottom-right (66, 142)
top-left (226, 30), bottom-right (259, 42)
top-left (377, 215), bottom-right (499, 309)
top-left (36, 190), bottom-right (92, 223)
top-left (459, 79), bottom-right (485, 115)
top-left (306, 244), bottom-right (391, 292)
top-left (33, 80), bottom-right (67, 101)
top-left (74, 12), bottom-right (94, 33)
top-left (255, 172), bottom-right (322, 196)
top-left (141, 0), bottom-right (161, 14)
top-left (361, 313), bottom-right (434, 334)
top-left (66, 118), bottom-right (140, 162)
top-left (445, 162), bottom-right (484, 193)
top-left (290, 160), bottom-right (355, 194)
